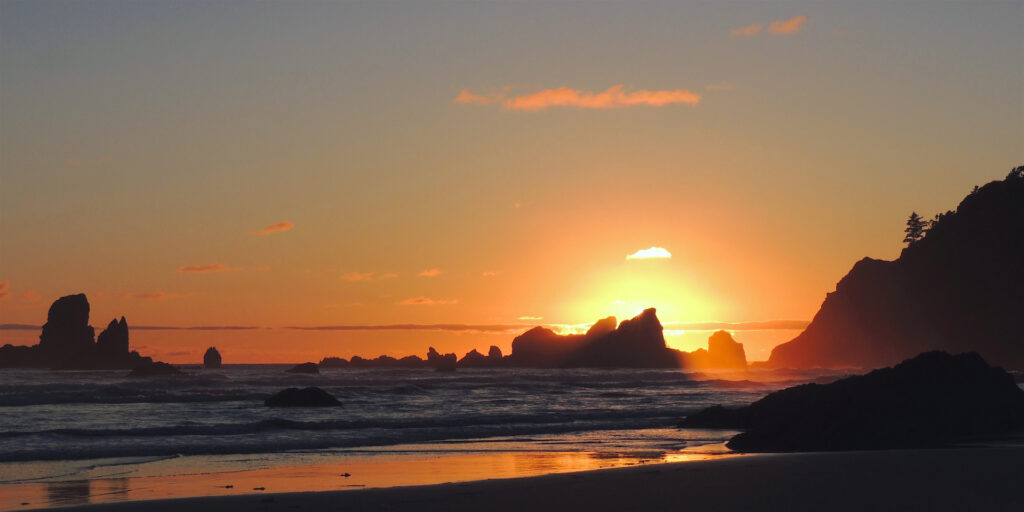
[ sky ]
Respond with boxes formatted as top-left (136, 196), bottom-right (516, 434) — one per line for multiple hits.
top-left (1, 1), bottom-right (1021, 363)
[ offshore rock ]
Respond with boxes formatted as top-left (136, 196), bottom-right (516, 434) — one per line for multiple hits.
top-left (203, 347), bottom-right (222, 369)
top-left (265, 387), bottom-right (341, 407)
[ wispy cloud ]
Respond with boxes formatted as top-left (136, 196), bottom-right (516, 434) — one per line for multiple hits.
top-left (732, 16), bottom-right (807, 37)
top-left (342, 272), bottom-right (376, 282)
top-left (519, 316), bottom-right (543, 321)
top-left (0, 281), bottom-right (8, 299)
top-left (122, 292), bottom-right (179, 300)
top-left (417, 268), bottom-right (442, 277)
top-left (769, 15), bottom-right (808, 34)
top-left (379, 273), bottom-right (399, 280)
top-left (251, 221), bottom-right (294, 236)
top-left (626, 247), bottom-right (672, 260)
top-left (397, 296), bottom-right (458, 305)
top-left (455, 85), bottom-right (700, 111)
top-left (287, 323), bottom-right (527, 333)
top-left (663, 320), bottom-right (810, 331)
top-left (730, 23), bottom-right (762, 37)
top-left (481, 271), bottom-right (498, 277)
top-left (177, 263), bottom-right (239, 274)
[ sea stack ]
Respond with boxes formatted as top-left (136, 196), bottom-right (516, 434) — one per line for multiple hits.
top-left (204, 347), bottom-right (222, 369)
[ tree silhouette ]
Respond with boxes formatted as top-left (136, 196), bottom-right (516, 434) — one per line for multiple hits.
top-left (904, 212), bottom-right (927, 245)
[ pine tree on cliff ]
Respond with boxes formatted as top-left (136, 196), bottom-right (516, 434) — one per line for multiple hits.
top-left (904, 212), bottom-right (927, 245)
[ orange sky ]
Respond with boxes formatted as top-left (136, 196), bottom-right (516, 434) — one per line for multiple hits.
top-left (1, 2), bottom-right (1021, 363)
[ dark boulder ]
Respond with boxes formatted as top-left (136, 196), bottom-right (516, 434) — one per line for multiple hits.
top-left (128, 361), bottom-right (182, 378)
top-left (286, 362), bottom-right (319, 374)
top-left (203, 347), bottom-right (222, 369)
top-left (681, 351), bottom-right (1024, 452)
top-left (95, 317), bottom-right (130, 355)
top-left (265, 387), bottom-right (341, 407)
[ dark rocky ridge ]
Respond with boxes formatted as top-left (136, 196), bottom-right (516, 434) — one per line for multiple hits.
top-left (768, 167), bottom-right (1024, 370)
top-left (0, 294), bottom-right (155, 370)
top-left (318, 309), bottom-right (751, 370)
top-left (682, 351), bottom-right (1024, 452)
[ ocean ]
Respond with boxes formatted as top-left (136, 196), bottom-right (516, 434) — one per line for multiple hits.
top-left (0, 366), bottom-right (842, 508)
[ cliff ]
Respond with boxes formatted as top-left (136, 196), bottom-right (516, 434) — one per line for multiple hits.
top-left (768, 167), bottom-right (1024, 370)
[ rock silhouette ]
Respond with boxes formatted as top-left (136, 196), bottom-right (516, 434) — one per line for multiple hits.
top-left (313, 312), bottom-right (749, 370)
top-left (265, 387), bottom-right (341, 407)
top-left (286, 362), bottom-right (319, 374)
top-left (0, 294), bottom-right (156, 370)
top-left (768, 168), bottom-right (1024, 370)
top-left (681, 351), bottom-right (1024, 452)
top-left (203, 347), bottom-right (222, 369)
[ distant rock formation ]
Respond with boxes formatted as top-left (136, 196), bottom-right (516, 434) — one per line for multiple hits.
top-left (286, 362), bottom-right (319, 374)
top-left (767, 168), bottom-right (1024, 370)
top-left (265, 387), bottom-right (341, 407)
top-left (203, 347), bottom-right (222, 369)
top-left (128, 361), bottom-right (182, 378)
top-left (319, 357), bottom-right (349, 368)
top-left (38, 294), bottom-right (95, 356)
top-left (0, 293), bottom-right (155, 370)
top-left (681, 330), bottom-right (747, 370)
top-left (681, 351), bottom-right (1024, 452)
top-left (457, 346), bottom-right (505, 368)
top-left (427, 347), bottom-right (457, 372)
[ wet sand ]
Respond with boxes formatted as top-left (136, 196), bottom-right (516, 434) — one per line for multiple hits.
top-left (47, 446), bottom-right (1024, 512)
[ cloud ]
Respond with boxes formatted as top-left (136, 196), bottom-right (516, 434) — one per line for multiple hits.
top-left (251, 221), bottom-right (294, 236)
top-left (481, 271), bottom-right (498, 277)
top-left (730, 23), bottom-right (762, 37)
top-left (519, 316), bottom-right (543, 321)
top-left (397, 296), bottom-right (458, 305)
top-left (626, 247), bottom-right (672, 260)
top-left (19, 290), bottom-right (42, 302)
top-left (287, 323), bottom-right (528, 333)
top-left (662, 320), bottom-right (810, 331)
top-left (0, 281), bottom-right (8, 299)
top-left (768, 15), bottom-right (808, 34)
top-left (250, 266), bottom-right (272, 272)
top-left (417, 268), bottom-right (442, 277)
top-left (342, 272), bottom-right (376, 282)
top-left (455, 85), bottom-right (700, 111)
top-left (453, 90), bottom-right (496, 105)
top-left (123, 292), bottom-right (176, 300)
top-left (0, 323), bottom-right (262, 331)
top-left (379, 273), bottom-right (399, 279)
top-left (177, 263), bottom-right (239, 273)
top-left (706, 82), bottom-right (738, 91)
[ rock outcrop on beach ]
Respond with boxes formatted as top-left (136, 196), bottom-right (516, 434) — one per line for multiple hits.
top-left (767, 168), bottom-right (1024, 370)
top-left (681, 351), bottom-right (1024, 452)
top-left (286, 362), bottom-right (320, 374)
top-left (458, 346), bottom-right (505, 368)
top-left (128, 361), bottom-right (182, 378)
top-left (203, 347), bottom-right (222, 368)
top-left (265, 386), bottom-right (341, 407)
top-left (0, 294), bottom-right (155, 370)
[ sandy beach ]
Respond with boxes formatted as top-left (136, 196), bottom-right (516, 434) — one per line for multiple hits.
top-left (46, 445), bottom-right (1024, 512)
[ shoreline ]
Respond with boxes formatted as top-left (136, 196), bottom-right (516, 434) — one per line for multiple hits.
top-left (38, 445), bottom-right (1024, 511)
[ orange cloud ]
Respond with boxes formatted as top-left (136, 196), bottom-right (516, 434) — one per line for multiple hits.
top-left (123, 292), bottom-right (174, 300)
top-left (342, 272), bottom-right (376, 282)
top-left (454, 85), bottom-right (700, 112)
top-left (177, 263), bottom-right (239, 273)
top-left (506, 85), bottom-right (699, 111)
top-left (769, 15), bottom-right (808, 34)
top-left (397, 297), bottom-right (458, 305)
top-left (453, 90), bottom-right (496, 105)
top-left (379, 273), bottom-right (399, 279)
top-left (251, 221), bottom-right (294, 236)
top-left (417, 268), bottom-right (442, 277)
top-left (0, 281), bottom-right (8, 299)
top-left (730, 23), bottom-right (762, 37)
